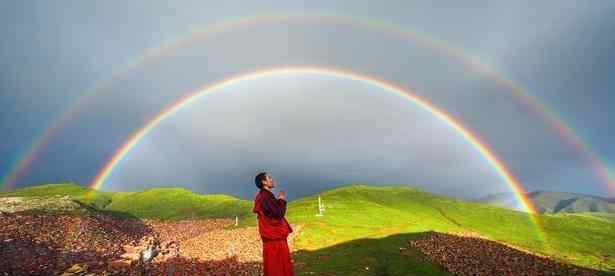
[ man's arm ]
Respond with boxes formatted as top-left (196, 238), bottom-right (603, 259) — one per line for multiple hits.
top-left (261, 192), bottom-right (287, 219)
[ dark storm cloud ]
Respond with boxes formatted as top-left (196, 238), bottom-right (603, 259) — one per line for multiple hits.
top-left (1, 1), bottom-right (614, 199)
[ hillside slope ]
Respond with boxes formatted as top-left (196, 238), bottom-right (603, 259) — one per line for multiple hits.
top-left (476, 191), bottom-right (615, 213)
top-left (286, 185), bottom-right (615, 273)
top-left (0, 183), bottom-right (114, 209)
top-left (0, 183), bottom-right (253, 220)
top-left (105, 187), bottom-right (253, 220)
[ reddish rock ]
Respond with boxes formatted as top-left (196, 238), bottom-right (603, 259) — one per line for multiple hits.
top-left (408, 231), bottom-right (601, 276)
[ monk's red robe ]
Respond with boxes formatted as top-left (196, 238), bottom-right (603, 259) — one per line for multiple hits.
top-left (253, 189), bottom-right (294, 276)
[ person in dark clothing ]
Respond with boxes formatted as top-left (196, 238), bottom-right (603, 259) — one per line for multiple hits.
top-left (253, 172), bottom-right (294, 276)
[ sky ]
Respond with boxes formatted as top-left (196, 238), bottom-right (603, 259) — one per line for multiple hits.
top-left (1, 1), bottom-right (614, 201)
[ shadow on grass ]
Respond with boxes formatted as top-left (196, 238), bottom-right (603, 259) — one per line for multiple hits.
top-left (73, 199), bottom-right (143, 219)
top-left (7, 199), bottom-right (143, 220)
top-left (292, 232), bottom-right (449, 276)
top-left (291, 231), bottom-right (614, 276)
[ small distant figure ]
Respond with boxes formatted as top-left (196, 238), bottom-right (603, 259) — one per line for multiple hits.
top-left (253, 172), bottom-right (294, 276)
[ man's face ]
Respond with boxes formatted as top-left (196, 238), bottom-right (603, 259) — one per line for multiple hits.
top-left (263, 174), bottom-right (274, 189)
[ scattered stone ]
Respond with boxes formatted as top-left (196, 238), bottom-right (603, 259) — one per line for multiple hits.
top-left (0, 196), bottom-right (83, 213)
top-left (408, 231), bottom-right (601, 276)
top-left (59, 263), bottom-right (88, 276)
top-left (0, 210), bottom-right (300, 275)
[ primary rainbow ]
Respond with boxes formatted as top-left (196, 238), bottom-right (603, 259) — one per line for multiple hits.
top-left (89, 65), bottom-right (541, 220)
top-left (4, 13), bottom-right (611, 196)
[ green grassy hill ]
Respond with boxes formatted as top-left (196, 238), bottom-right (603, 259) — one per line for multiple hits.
top-left (105, 187), bottom-right (253, 220)
top-left (2, 183), bottom-right (614, 274)
top-left (0, 183), bottom-right (253, 220)
top-left (285, 185), bottom-right (615, 274)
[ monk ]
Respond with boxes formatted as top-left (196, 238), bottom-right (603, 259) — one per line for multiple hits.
top-left (253, 172), bottom-right (294, 276)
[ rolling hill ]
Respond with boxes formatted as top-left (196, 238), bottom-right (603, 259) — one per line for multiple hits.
top-left (476, 191), bottom-right (615, 214)
top-left (0, 183), bottom-right (253, 220)
top-left (0, 183), bottom-right (115, 209)
top-left (286, 185), bottom-right (615, 273)
top-left (104, 187), bottom-right (253, 220)
top-left (2, 183), bottom-right (614, 273)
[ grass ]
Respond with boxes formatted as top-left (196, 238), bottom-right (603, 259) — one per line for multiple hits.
top-left (2, 183), bottom-right (614, 274)
top-left (284, 185), bottom-right (615, 274)
top-left (293, 233), bottom-right (450, 275)
top-left (104, 187), bottom-right (253, 220)
top-left (0, 183), bottom-right (114, 209)
top-left (0, 183), bottom-right (253, 220)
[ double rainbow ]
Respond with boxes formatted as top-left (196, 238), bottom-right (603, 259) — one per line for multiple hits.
top-left (2, 14), bottom-right (611, 202)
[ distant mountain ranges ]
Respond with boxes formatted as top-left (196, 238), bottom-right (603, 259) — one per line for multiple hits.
top-left (475, 191), bottom-right (615, 214)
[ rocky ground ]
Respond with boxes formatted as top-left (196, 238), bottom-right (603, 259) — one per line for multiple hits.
top-left (0, 208), bottom-right (303, 276)
top-left (408, 231), bottom-right (603, 276)
top-left (0, 196), bottom-right (83, 213)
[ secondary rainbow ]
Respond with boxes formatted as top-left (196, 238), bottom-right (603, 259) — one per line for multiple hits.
top-left (89, 66), bottom-right (541, 220)
top-left (4, 13), bottom-right (610, 195)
